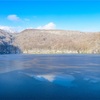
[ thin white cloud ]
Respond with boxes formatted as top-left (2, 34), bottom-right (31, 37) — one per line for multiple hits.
top-left (37, 22), bottom-right (56, 29)
top-left (7, 14), bottom-right (20, 21)
top-left (24, 18), bottom-right (30, 21)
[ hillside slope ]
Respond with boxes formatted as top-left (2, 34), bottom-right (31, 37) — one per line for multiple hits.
top-left (14, 29), bottom-right (100, 54)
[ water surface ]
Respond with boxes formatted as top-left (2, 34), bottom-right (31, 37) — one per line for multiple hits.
top-left (0, 54), bottom-right (100, 100)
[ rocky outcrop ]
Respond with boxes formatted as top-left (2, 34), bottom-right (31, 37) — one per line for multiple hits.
top-left (0, 29), bottom-right (21, 54)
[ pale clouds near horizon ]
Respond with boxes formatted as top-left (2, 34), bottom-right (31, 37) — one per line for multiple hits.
top-left (37, 22), bottom-right (56, 29)
top-left (0, 22), bottom-right (56, 33)
top-left (0, 25), bottom-right (24, 33)
top-left (0, 25), bottom-right (16, 33)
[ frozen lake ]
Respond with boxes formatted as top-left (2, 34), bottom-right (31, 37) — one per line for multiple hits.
top-left (0, 54), bottom-right (100, 100)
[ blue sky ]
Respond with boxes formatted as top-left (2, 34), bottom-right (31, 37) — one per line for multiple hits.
top-left (0, 0), bottom-right (100, 32)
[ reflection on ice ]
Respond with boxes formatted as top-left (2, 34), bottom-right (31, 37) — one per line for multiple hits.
top-left (53, 75), bottom-right (75, 87)
top-left (35, 74), bottom-right (75, 87)
top-left (36, 74), bottom-right (55, 82)
top-left (21, 72), bottom-right (75, 87)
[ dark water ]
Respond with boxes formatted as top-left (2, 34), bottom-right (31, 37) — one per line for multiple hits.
top-left (0, 54), bottom-right (100, 100)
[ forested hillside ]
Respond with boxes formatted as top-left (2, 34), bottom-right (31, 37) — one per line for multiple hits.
top-left (0, 29), bottom-right (100, 54)
top-left (14, 29), bottom-right (100, 54)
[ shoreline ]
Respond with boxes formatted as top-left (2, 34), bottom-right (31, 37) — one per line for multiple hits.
top-left (22, 50), bottom-right (100, 54)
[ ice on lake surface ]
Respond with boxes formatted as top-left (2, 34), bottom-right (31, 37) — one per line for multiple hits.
top-left (0, 54), bottom-right (100, 100)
